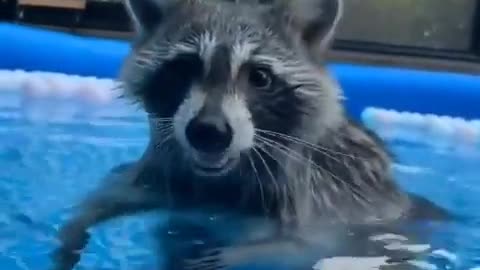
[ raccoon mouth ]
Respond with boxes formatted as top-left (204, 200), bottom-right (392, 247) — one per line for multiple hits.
top-left (191, 152), bottom-right (236, 176)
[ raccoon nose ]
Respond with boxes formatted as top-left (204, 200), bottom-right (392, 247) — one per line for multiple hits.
top-left (185, 114), bottom-right (233, 153)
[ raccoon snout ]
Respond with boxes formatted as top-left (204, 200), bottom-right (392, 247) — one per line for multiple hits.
top-left (185, 113), bottom-right (233, 153)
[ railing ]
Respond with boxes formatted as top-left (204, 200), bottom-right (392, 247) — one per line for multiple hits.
top-left (18, 0), bottom-right (86, 9)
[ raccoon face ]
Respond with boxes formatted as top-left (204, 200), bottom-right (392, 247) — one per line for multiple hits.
top-left (121, 0), bottom-right (344, 177)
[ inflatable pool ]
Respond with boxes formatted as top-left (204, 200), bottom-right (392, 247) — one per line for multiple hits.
top-left (0, 23), bottom-right (480, 270)
top-left (1, 23), bottom-right (479, 120)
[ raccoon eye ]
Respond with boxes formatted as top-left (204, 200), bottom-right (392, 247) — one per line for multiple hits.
top-left (249, 67), bottom-right (273, 90)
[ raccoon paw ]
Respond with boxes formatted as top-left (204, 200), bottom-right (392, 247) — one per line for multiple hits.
top-left (183, 248), bottom-right (227, 270)
top-left (50, 222), bottom-right (91, 270)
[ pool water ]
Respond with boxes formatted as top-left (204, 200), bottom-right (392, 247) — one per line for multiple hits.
top-left (0, 90), bottom-right (479, 270)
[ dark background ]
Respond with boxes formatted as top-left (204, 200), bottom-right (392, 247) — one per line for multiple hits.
top-left (1, 0), bottom-right (479, 72)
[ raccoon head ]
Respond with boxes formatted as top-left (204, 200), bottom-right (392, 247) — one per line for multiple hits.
top-left (121, 0), bottom-right (344, 177)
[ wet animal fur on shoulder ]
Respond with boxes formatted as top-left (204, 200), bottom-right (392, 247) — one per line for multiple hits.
top-left (50, 0), bottom-right (451, 269)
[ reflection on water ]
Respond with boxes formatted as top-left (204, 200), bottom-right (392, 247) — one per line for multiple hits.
top-left (157, 213), bottom-right (457, 270)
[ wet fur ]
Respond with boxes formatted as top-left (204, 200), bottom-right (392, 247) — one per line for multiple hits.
top-left (51, 1), bottom-right (452, 270)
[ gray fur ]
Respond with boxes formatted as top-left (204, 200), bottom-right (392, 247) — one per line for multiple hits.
top-left (51, 1), bottom-right (451, 270)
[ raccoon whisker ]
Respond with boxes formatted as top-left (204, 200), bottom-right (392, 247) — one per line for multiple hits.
top-left (152, 118), bottom-right (175, 121)
top-left (256, 129), bottom-right (357, 159)
top-left (255, 135), bottom-right (317, 193)
top-left (255, 135), bottom-right (372, 206)
top-left (251, 143), bottom-right (279, 209)
top-left (152, 120), bottom-right (174, 130)
top-left (155, 124), bottom-right (174, 131)
top-left (254, 143), bottom-right (296, 205)
top-left (255, 135), bottom-right (318, 168)
top-left (157, 130), bottom-right (174, 140)
top-left (150, 116), bottom-right (175, 121)
top-left (110, 82), bottom-right (125, 92)
top-left (155, 134), bottom-right (173, 150)
top-left (135, 48), bottom-right (165, 62)
top-left (153, 120), bottom-right (174, 126)
top-left (154, 126), bottom-right (174, 150)
top-left (120, 96), bottom-right (141, 106)
top-left (253, 142), bottom-right (283, 204)
top-left (154, 124), bottom-right (174, 134)
top-left (158, 128), bottom-right (174, 139)
top-left (154, 123), bottom-right (174, 131)
top-left (156, 129), bottom-right (172, 142)
top-left (134, 58), bottom-right (156, 68)
top-left (254, 135), bottom-right (322, 177)
top-left (247, 152), bottom-right (268, 213)
top-left (255, 129), bottom-right (360, 162)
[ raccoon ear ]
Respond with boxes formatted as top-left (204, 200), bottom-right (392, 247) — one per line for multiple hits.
top-left (124, 0), bottom-right (174, 34)
top-left (272, 0), bottom-right (343, 57)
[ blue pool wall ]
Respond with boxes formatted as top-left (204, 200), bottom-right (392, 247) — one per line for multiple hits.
top-left (1, 23), bottom-right (479, 120)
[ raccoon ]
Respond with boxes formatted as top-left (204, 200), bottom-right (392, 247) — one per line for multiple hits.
top-left (51, 0), bottom-right (451, 269)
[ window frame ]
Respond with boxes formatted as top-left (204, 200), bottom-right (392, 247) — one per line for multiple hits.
top-left (472, 0), bottom-right (480, 55)
top-left (332, 0), bottom-right (480, 64)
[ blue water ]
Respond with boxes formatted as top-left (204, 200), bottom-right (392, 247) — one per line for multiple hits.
top-left (0, 90), bottom-right (479, 270)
